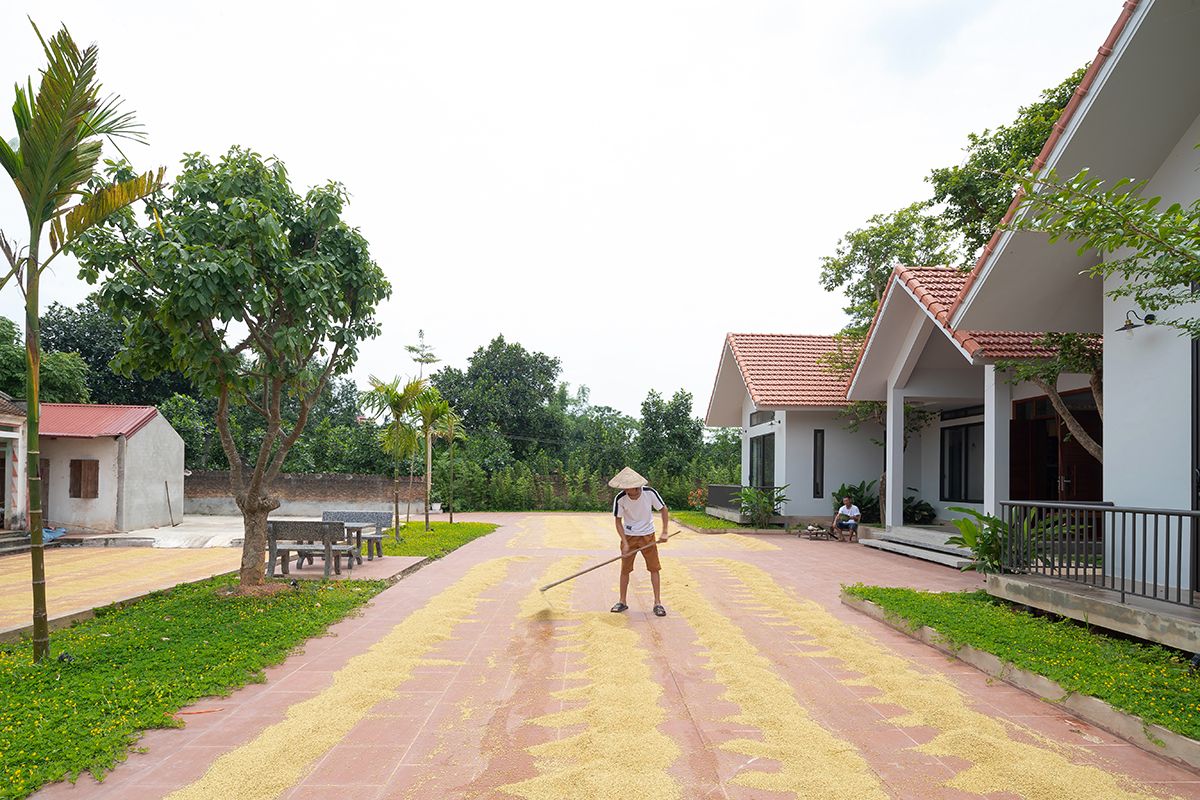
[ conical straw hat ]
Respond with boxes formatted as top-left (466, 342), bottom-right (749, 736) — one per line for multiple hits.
top-left (608, 467), bottom-right (648, 489)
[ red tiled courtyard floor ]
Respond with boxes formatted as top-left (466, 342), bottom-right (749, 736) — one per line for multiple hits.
top-left (30, 513), bottom-right (1200, 800)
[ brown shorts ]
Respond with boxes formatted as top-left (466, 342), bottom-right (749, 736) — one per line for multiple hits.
top-left (620, 534), bottom-right (661, 573)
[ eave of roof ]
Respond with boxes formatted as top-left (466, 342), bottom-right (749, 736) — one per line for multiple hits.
top-left (40, 404), bottom-right (159, 439)
top-left (946, 0), bottom-right (1143, 323)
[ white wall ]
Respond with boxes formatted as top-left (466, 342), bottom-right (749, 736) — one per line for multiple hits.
top-left (1103, 108), bottom-right (1200, 515)
top-left (119, 414), bottom-right (186, 531)
top-left (919, 412), bottom-right (984, 521)
top-left (41, 437), bottom-right (119, 533)
top-left (782, 409), bottom-right (881, 518)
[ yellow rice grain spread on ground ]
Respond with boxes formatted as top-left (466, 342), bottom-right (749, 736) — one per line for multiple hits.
top-left (719, 533), bottom-right (780, 552)
top-left (499, 576), bottom-right (681, 799)
top-left (663, 561), bottom-right (888, 799)
top-left (533, 514), bottom-right (612, 551)
top-left (164, 557), bottom-right (520, 800)
top-left (713, 559), bottom-right (1171, 800)
top-left (517, 556), bottom-right (589, 620)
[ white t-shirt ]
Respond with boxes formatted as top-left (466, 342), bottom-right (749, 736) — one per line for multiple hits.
top-left (838, 504), bottom-right (861, 520)
top-left (612, 487), bottom-right (666, 536)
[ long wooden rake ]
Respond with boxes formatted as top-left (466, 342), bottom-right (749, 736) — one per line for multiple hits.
top-left (538, 530), bottom-right (680, 593)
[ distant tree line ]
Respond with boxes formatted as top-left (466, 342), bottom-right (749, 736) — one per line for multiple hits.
top-left (31, 301), bottom-right (736, 510)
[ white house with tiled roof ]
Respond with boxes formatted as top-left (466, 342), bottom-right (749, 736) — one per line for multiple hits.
top-left (847, 0), bottom-right (1200, 642)
top-left (706, 333), bottom-right (887, 520)
top-left (848, 266), bottom-right (1101, 525)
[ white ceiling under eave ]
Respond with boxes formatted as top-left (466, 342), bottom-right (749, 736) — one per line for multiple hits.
top-left (955, 0), bottom-right (1200, 333)
top-left (705, 341), bottom-right (746, 427)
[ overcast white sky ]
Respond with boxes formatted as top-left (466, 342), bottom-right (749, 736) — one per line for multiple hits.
top-left (0, 1), bottom-right (1118, 418)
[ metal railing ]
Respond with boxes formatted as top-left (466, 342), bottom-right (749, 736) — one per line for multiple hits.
top-left (1000, 500), bottom-right (1200, 608)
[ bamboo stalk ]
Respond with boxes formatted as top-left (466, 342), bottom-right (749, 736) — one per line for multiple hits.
top-left (539, 531), bottom-right (679, 592)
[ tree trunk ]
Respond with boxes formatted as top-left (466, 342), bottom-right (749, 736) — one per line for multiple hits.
top-left (393, 456), bottom-right (401, 543)
top-left (406, 455), bottom-right (415, 525)
top-left (449, 440), bottom-right (455, 525)
top-left (1036, 378), bottom-right (1103, 463)
top-left (236, 493), bottom-right (280, 585)
top-left (1089, 370), bottom-right (1104, 420)
top-left (424, 431), bottom-right (432, 531)
top-left (25, 237), bottom-right (49, 662)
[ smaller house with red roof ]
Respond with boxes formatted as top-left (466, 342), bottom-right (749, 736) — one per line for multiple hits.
top-left (705, 333), bottom-right (885, 520)
top-left (39, 404), bottom-right (185, 534)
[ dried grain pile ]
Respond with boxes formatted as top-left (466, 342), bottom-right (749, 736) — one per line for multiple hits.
top-left (663, 561), bottom-right (889, 799)
top-left (165, 557), bottom-right (521, 800)
top-left (714, 559), bottom-right (1169, 800)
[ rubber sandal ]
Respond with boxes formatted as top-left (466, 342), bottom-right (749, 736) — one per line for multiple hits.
top-left (653, 604), bottom-right (667, 617)
top-left (610, 602), bottom-right (628, 613)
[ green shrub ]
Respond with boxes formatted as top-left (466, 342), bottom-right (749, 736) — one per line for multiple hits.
top-left (738, 485), bottom-right (789, 528)
top-left (903, 494), bottom-right (937, 525)
top-left (945, 506), bottom-right (1006, 573)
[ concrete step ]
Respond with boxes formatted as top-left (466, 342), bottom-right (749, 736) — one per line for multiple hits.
top-left (0, 542), bottom-right (31, 557)
top-left (861, 538), bottom-right (973, 570)
top-left (873, 526), bottom-right (972, 558)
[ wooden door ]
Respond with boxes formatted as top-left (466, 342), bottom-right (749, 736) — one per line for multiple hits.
top-left (1058, 410), bottom-right (1103, 502)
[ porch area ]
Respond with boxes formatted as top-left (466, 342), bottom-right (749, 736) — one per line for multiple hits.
top-left (995, 500), bottom-right (1199, 652)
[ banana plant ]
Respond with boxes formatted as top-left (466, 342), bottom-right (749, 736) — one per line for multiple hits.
top-left (0, 21), bottom-right (163, 662)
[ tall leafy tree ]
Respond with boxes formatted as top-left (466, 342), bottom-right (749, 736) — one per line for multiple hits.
top-left (818, 202), bottom-right (958, 334)
top-left (637, 389), bottom-right (703, 475)
top-left (432, 335), bottom-right (563, 458)
top-left (363, 375), bottom-right (425, 538)
top-left (42, 297), bottom-right (194, 404)
top-left (928, 66), bottom-right (1087, 261)
top-left (0, 21), bottom-right (162, 660)
top-left (0, 317), bottom-right (90, 402)
top-left (72, 147), bottom-right (390, 587)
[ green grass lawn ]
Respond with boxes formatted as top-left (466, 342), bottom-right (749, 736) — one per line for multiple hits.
top-left (671, 510), bottom-right (748, 530)
top-left (0, 576), bottom-right (388, 800)
top-left (381, 521), bottom-right (499, 558)
top-left (844, 584), bottom-right (1200, 740)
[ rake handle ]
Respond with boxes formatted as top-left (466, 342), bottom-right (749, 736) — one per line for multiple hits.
top-left (539, 531), bottom-right (679, 592)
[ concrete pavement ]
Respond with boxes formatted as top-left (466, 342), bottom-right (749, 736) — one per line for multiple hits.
top-left (30, 513), bottom-right (1200, 800)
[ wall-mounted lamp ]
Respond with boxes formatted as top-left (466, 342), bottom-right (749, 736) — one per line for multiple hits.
top-left (1116, 310), bottom-right (1156, 334)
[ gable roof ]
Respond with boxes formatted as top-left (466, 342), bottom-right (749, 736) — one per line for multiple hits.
top-left (726, 333), bottom-right (850, 408)
top-left (847, 266), bottom-right (1075, 400)
top-left (895, 267), bottom-right (1059, 360)
top-left (40, 404), bottom-right (159, 439)
top-left (949, 0), bottom-right (1166, 329)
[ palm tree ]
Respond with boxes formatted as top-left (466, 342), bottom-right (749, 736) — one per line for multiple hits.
top-left (435, 410), bottom-right (467, 524)
top-left (0, 21), bottom-right (163, 662)
top-left (414, 387), bottom-right (450, 531)
top-left (362, 376), bottom-right (424, 541)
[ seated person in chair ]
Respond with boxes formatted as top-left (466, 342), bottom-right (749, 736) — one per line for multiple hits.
top-left (833, 496), bottom-right (861, 540)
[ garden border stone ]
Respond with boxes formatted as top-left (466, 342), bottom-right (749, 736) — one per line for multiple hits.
top-left (840, 590), bottom-right (1200, 774)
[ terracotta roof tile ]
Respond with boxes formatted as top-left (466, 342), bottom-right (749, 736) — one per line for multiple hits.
top-left (893, 266), bottom-right (1091, 359)
top-left (40, 404), bottom-right (159, 438)
top-left (726, 333), bottom-right (849, 407)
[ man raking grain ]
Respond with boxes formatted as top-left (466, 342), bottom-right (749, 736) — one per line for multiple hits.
top-left (608, 467), bottom-right (670, 616)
